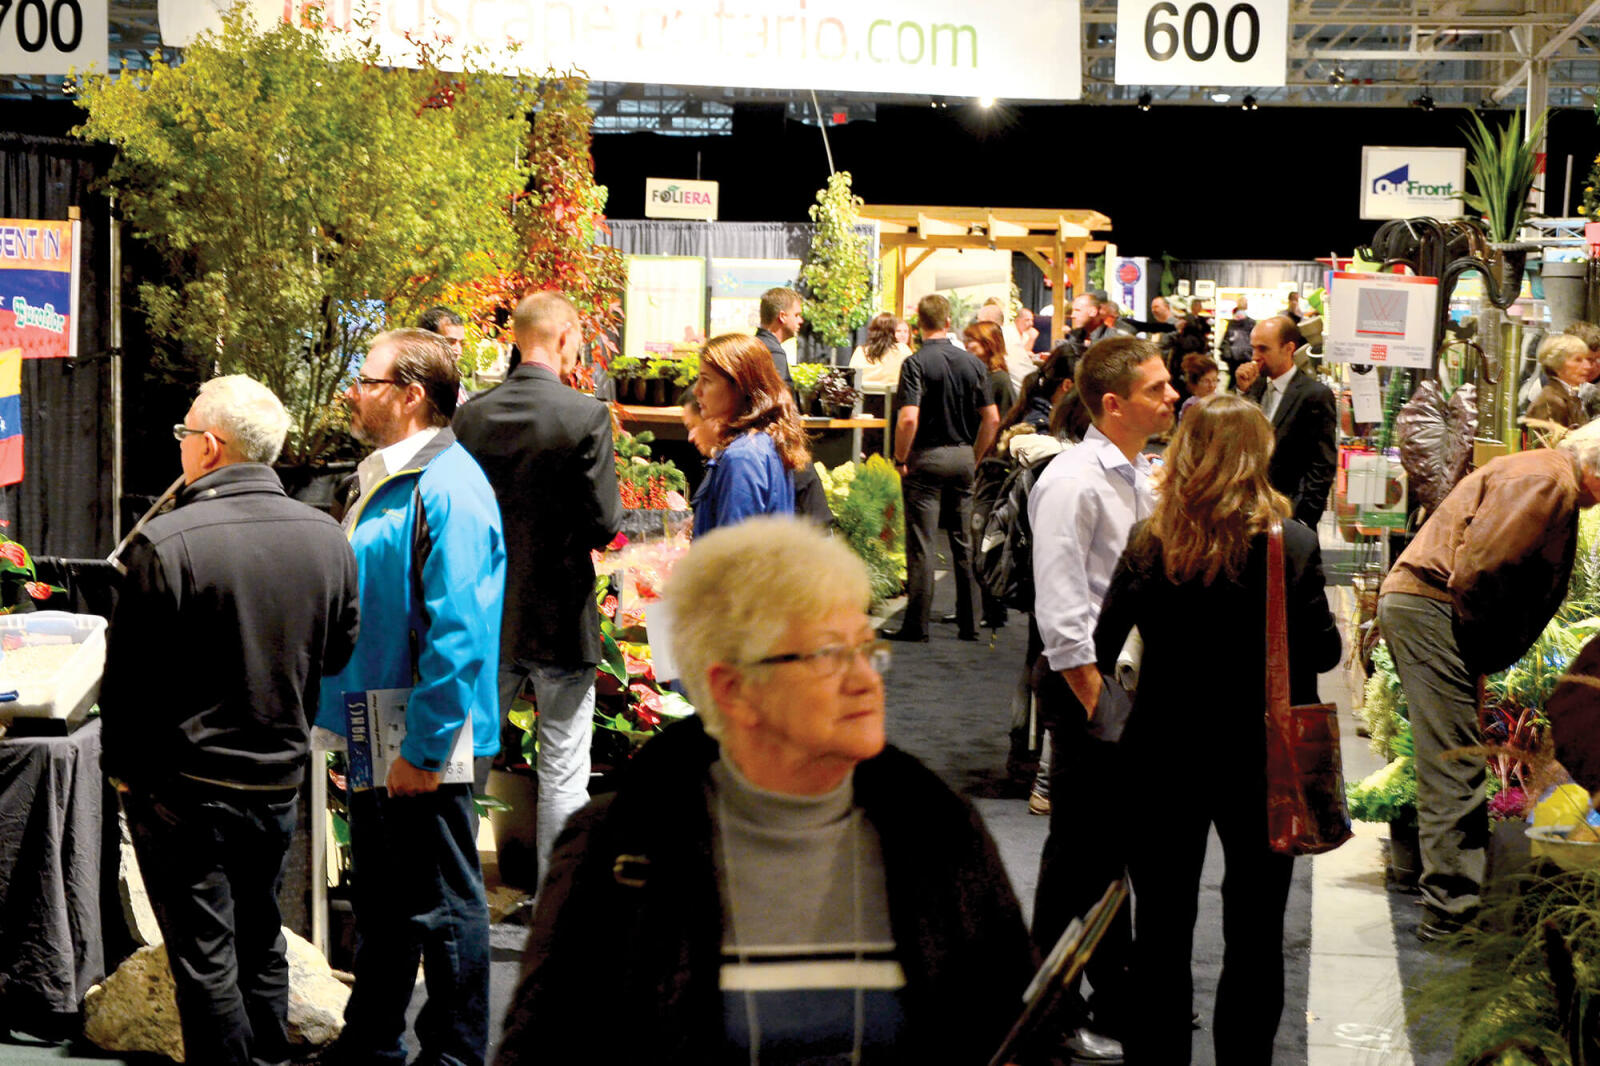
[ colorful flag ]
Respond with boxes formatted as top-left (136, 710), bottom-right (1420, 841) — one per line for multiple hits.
top-left (0, 348), bottom-right (22, 486)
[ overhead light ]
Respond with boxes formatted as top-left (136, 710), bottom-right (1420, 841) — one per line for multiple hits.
top-left (1412, 91), bottom-right (1435, 111)
top-left (1241, 94), bottom-right (1258, 110)
top-left (1137, 91), bottom-right (1152, 111)
top-left (977, 95), bottom-right (996, 109)
top-left (1329, 65), bottom-right (1347, 85)
top-left (1210, 90), bottom-right (1231, 103)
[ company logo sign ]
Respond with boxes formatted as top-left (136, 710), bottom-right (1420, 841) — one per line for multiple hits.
top-left (1361, 147), bottom-right (1465, 221)
top-left (645, 178), bottom-right (720, 221)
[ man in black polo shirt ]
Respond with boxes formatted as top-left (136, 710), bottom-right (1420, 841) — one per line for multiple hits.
top-left (886, 294), bottom-right (1000, 642)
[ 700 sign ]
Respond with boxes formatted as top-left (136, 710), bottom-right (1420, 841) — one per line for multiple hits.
top-left (0, 0), bottom-right (103, 74)
top-left (1115, 0), bottom-right (1287, 88)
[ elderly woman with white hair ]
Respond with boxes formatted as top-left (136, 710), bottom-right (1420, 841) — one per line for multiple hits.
top-left (1526, 332), bottom-right (1594, 432)
top-left (495, 516), bottom-right (1034, 1066)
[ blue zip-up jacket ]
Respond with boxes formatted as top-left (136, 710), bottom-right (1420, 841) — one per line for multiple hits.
top-left (316, 429), bottom-right (505, 770)
top-left (691, 431), bottom-right (794, 537)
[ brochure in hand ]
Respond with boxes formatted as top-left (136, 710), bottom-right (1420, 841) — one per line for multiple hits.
top-left (344, 688), bottom-right (474, 791)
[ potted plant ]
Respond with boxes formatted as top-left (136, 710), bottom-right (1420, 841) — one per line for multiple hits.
top-left (799, 172), bottom-right (873, 358)
top-left (608, 355), bottom-right (643, 404)
top-left (817, 368), bottom-right (861, 419)
top-left (644, 358), bottom-right (679, 406)
top-left (791, 362), bottom-right (829, 416)
top-left (1351, 641), bottom-right (1420, 886)
top-left (672, 353), bottom-right (699, 402)
top-left (817, 456), bottom-right (907, 604)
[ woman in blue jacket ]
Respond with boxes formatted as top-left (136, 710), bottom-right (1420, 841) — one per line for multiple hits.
top-left (691, 333), bottom-right (812, 535)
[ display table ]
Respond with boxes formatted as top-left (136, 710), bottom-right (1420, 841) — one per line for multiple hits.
top-left (615, 404), bottom-right (887, 467)
top-left (0, 716), bottom-right (109, 1017)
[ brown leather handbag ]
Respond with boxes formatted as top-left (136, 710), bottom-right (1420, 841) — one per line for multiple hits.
top-left (1264, 521), bottom-right (1354, 856)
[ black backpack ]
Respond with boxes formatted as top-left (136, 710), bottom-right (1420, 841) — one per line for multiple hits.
top-left (971, 446), bottom-right (1057, 612)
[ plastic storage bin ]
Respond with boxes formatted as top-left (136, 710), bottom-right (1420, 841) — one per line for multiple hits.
top-left (0, 611), bottom-right (108, 724)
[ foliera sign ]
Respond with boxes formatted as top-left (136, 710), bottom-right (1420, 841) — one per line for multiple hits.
top-left (159, 0), bottom-right (1081, 101)
top-left (1360, 146), bottom-right (1465, 221)
top-left (646, 178), bottom-right (719, 221)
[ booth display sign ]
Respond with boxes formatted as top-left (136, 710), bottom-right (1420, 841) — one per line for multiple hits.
top-left (160, 0), bottom-right (1082, 101)
top-left (0, 0), bottom-right (107, 75)
top-left (1325, 271), bottom-right (1439, 369)
top-left (1360, 146), bottom-right (1465, 221)
top-left (0, 218), bottom-right (79, 360)
top-left (1114, 0), bottom-right (1287, 87)
top-left (1108, 256), bottom-right (1148, 318)
top-left (622, 255), bottom-right (707, 362)
top-left (1193, 279), bottom-right (1215, 299)
top-left (645, 178), bottom-right (719, 221)
top-left (709, 257), bottom-right (801, 337)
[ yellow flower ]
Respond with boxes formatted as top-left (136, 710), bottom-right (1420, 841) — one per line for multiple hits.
top-left (1581, 205), bottom-right (1589, 215)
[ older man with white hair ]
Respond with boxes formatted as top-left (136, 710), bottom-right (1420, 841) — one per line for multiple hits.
top-left (102, 375), bottom-right (359, 1066)
top-left (1379, 418), bottom-right (1600, 941)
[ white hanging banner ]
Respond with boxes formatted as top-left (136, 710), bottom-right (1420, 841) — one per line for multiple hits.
top-left (0, 0), bottom-right (108, 75)
top-left (1325, 272), bottom-right (1440, 369)
top-left (159, 0), bottom-right (1082, 100)
top-left (1115, 0), bottom-right (1287, 87)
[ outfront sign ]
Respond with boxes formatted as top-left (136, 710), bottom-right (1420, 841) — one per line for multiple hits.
top-left (0, 0), bottom-right (108, 75)
top-left (645, 178), bottom-right (719, 221)
top-left (1360, 146), bottom-right (1465, 221)
top-left (160, 0), bottom-right (1082, 101)
top-left (1115, 0), bottom-right (1287, 87)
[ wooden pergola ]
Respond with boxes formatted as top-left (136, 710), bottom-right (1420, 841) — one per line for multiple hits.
top-left (858, 205), bottom-right (1113, 345)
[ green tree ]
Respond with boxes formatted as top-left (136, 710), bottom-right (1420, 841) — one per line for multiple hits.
top-left (800, 171), bottom-right (873, 349)
top-left (72, 4), bottom-right (532, 462)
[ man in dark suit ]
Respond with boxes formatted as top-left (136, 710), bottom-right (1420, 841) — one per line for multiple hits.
top-left (754, 286), bottom-right (801, 385)
top-left (453, 291), bottom-right (624, 883)
top-left (1242, 315), bottom-right (1337, 527)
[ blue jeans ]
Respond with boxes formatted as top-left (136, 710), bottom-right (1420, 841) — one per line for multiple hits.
top-left (125, 783), bottom-right (297, 1066)
top-left (338, 783), bottom-right (490, 1066)
top-left (499, 661), bottom-right (595, 887)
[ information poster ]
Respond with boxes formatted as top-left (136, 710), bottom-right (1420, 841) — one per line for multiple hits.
top-left (0, 218), bottom-right (79, 359)
top-left (709, 257), bottom-right (802, 336)
top-left (622, 255), bottom-right (707, 361)
top-left (1325, 272), bottom-right (1440, 369)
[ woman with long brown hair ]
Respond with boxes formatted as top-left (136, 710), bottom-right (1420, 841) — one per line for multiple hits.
top-left (848, 312), bottom-right (911, 389)
top-left (691, 334), bottom-right (813, 536)
top-left (1092, 394), bottom-right (1340, 1065)
top-left (963, 319), bottom-right (1017, 418)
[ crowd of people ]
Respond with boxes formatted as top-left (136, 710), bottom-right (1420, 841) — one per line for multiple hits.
top-left (94, 276), bottom-right (1592, 1066)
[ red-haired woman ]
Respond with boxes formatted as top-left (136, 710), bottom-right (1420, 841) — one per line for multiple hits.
top-left (691, 334), bottom-right (814, 536)
top-left (964, 320), bottom-right (1018, 419)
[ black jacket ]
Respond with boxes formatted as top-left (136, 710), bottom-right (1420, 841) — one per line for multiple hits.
top-left (754, 327), bottom-right (793, 385)
top-left (101, 464), bottom-right (359, 790)
top-left (454, 363), bottom-right (623, 668)
top-left (1247, 370), bottom-right (1338, 528)
top-left (496, 718), bottom-right (1036, 1066)
top-left (1094, 520), bottom-right (1341, 762)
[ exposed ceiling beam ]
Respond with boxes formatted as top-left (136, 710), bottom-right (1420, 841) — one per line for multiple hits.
top-left (1492, 0), bottom-right (1600, 100)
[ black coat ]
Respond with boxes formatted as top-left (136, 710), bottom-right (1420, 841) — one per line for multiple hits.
top-left (755, 327), bottom-right (793, 385)
top-left (1246, 370), bottom-right (1338, 527)
top-left (495, 718), bottom-right (1036, 1066)
top-left (101, 464), bottom-right (360, 789)
top-left (453, 363), bottom-right (624, 668)
top-left (1094, 520), bottom-right (1341, 763)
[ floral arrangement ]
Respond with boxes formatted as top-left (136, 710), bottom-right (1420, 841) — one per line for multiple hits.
top-left (817, 456), bottom-right (906, 604)
top-left (790, 363), bottom-right (829, 393)
top-left (0, 532), bottom-right (63, 612)
top-left (615, 429), bottom-right (689, 510)
top-left (817, 368), bottom-right (860, 413)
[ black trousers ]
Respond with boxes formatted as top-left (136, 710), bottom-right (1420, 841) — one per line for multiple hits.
top-left (1030, 667), bottom-right (1131, 1037)
top-left (125, 783), bottom-right (297, 1066)
top-left (900, 444), bottom-right (979, 637)
top-left (1123, 753), bottom-right (1294, 1065)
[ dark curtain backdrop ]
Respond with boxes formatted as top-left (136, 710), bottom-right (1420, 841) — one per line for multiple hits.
top-left (1167, 259), bottom-right (1328, 291)
top-left (602, 219), bottom-right (877, 363)
top-left (0, 133), bottom-right (114, 558)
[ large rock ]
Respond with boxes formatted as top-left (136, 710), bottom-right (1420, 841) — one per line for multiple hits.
top-left (83, 929), bottom-right (349, 1062)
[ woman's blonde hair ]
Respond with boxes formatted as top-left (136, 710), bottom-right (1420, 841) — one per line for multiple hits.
top-left (660, 516), bottom-right (871, 740)
top-left (1141, 393), bottom-right (1290, 585)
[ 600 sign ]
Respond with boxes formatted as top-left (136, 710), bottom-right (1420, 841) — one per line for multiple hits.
top-left (1115, 0), bottom-right (1286, 87)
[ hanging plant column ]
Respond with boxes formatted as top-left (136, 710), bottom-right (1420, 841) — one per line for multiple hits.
top-left (800, 172), bottom-right (873, 361)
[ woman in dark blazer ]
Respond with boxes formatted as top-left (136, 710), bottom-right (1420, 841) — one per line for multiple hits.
top-left (1094, 393), bottom-right (1341, 1065)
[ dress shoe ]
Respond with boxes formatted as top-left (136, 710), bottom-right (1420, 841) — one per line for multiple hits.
top-left (1028, 791), bottom-right (1051, 816)
top-left (1063, 1027), bottom-right (1124, 1064)
top-left (957, 629), bottom-right (980, 641)
top-left (881, 630), bottom-right (929, 644)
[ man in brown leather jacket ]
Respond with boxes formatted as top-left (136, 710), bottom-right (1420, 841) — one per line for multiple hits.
top-left (1378, 421), bottom-right (1600, 940)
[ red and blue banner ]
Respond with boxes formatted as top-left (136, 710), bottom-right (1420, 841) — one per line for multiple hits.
top-left (0, 348), bottom-right (23, 486)
top-left (0, 219), bottom-right (79, 360)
